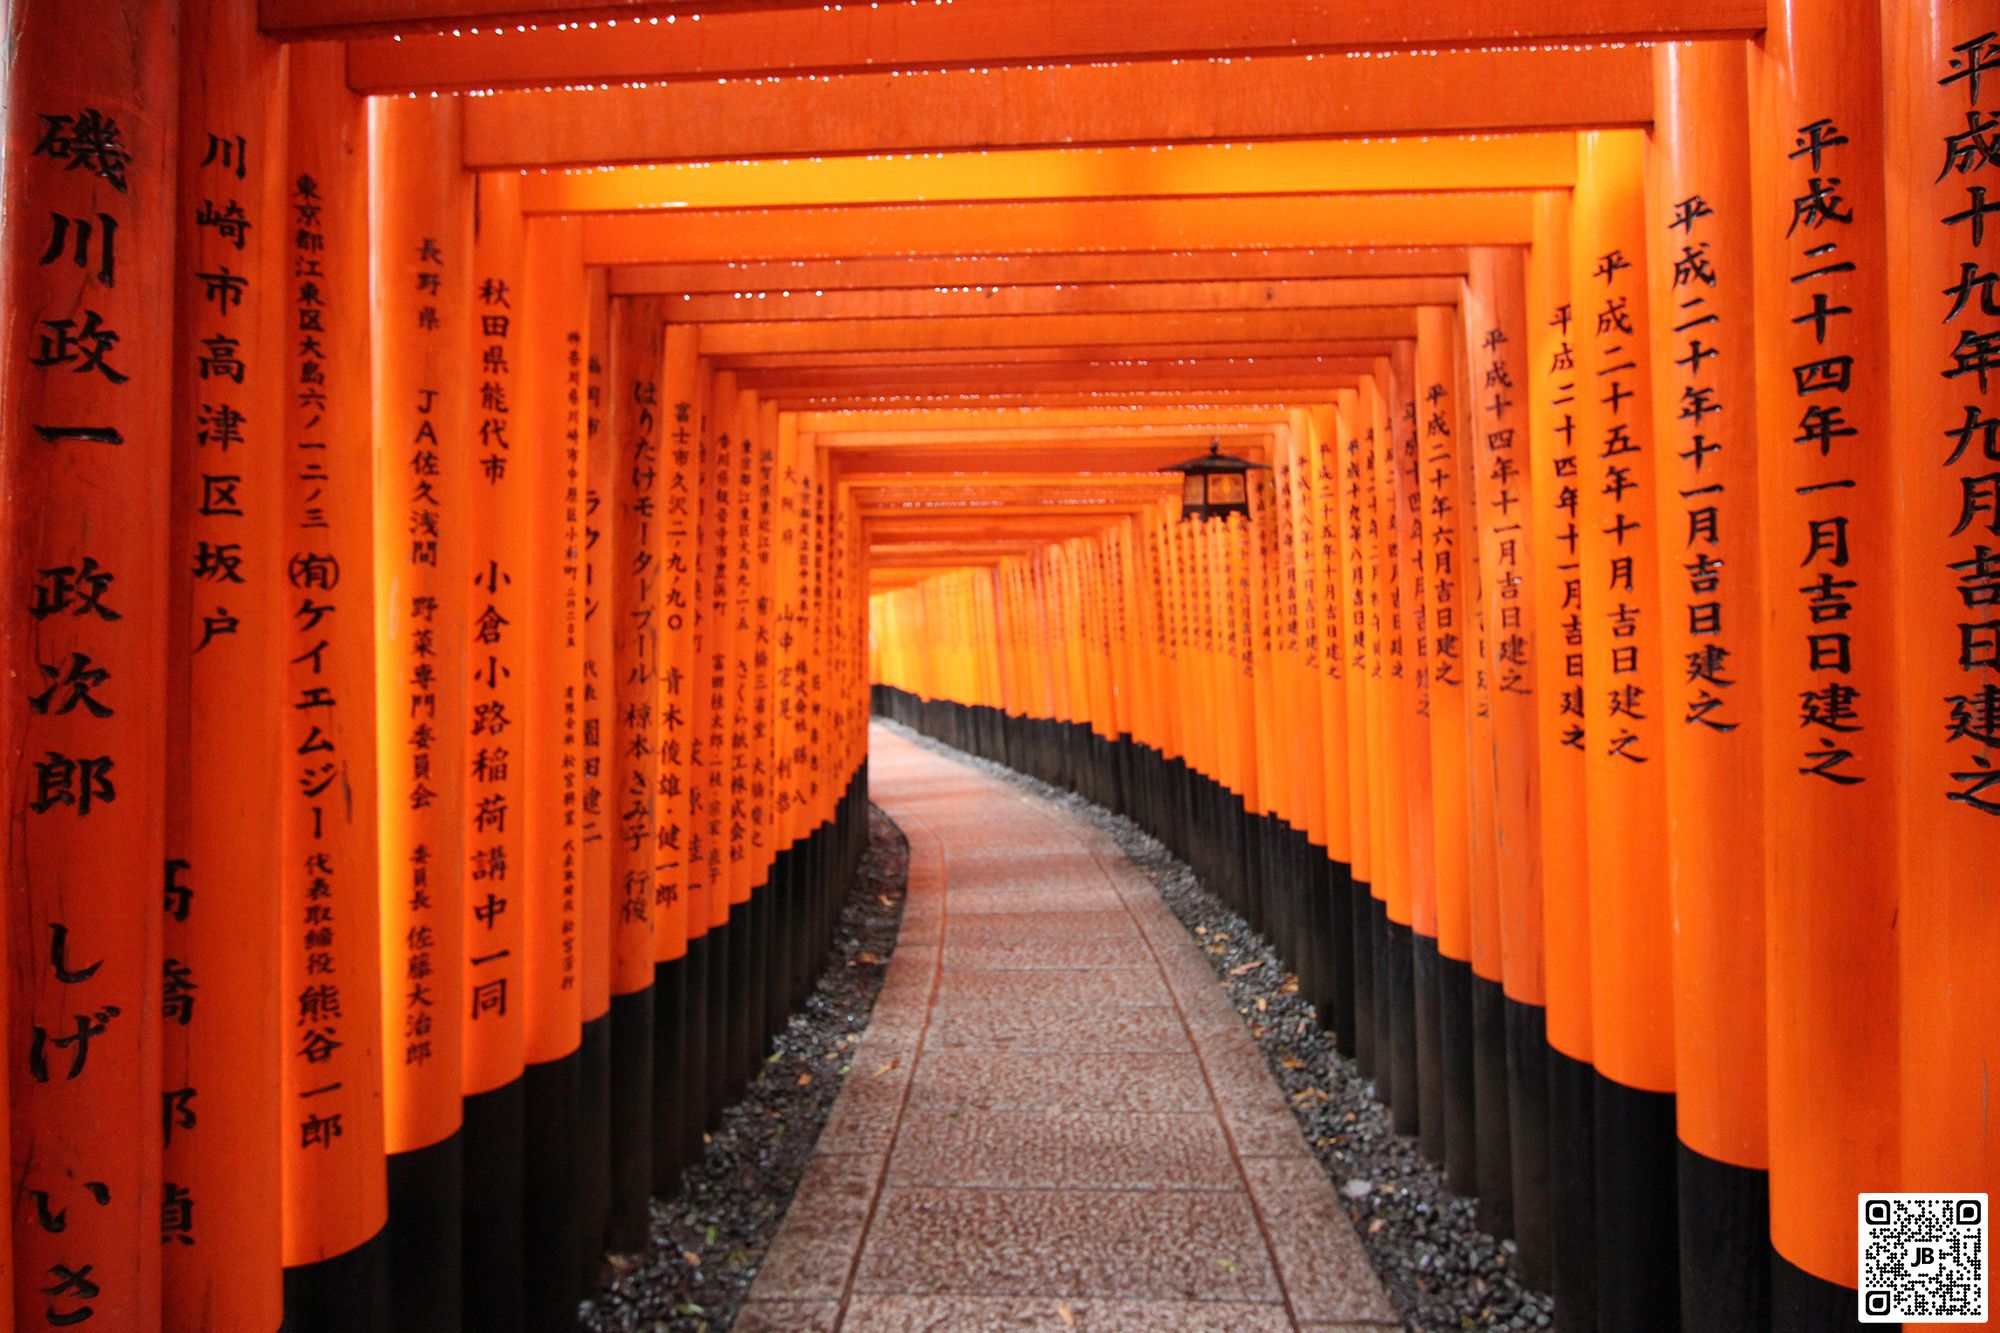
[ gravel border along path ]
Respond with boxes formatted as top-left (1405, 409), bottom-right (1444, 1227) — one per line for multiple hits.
top-left (580, 802), bottom-right (911, 1333)
top-left (882, 721), bottom-right (1556, 1333)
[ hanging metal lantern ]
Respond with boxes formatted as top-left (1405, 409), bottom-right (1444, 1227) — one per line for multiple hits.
top-left (1163, 438), bottom-right (1268, 522)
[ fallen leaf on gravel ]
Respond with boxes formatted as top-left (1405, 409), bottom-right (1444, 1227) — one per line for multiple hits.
top-left (1056, 1300), bottom-right (1076, 1327)
top-left (1227, 961), bottom-right (1262, 977)
top-left (1279, 1057), bottom-right (1305, 1070)
top-left (1254, 997), bottom-right (1268, 1012)
top-left (1279, 977), bottom-right (1300, 995)
top-left (797, 1073), bottom-right (812, 1086)
top-left (1368, 1218), bottom-right (1387, 1235)
top-left (680, 1250), bottom-right (702, 1268)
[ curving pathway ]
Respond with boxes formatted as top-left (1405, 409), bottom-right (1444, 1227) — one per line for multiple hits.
top-left (738, 724), bottom-right (1400, 1333)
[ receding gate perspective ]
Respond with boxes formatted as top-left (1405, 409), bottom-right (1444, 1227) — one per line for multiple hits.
top-left (0, 1), bottom-right (1993, 1331)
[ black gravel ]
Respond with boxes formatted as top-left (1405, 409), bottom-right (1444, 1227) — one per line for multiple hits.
top-left (578, 802), bottom-right (910, 1333)
top-left (880, 720), bottom-right (1556, 1333)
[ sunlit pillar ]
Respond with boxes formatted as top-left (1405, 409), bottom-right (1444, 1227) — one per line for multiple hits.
top-left (1750, 7), bottom-right (1900, 1322)
top-left (1465, 245), bottom-right (1538, 1247)
top-left (370, 91), bottom-right (473, 1332)
top-left (1415, 303), bottom-right (1476, 1191)
top-left (603, 295), bottom-right (664, 1250)
top-left (1526, 188), bottom-right (1595, 1324)
top-left (1881, 0), bottom-right (2000, 1294)
top-left (519, 211), bottom-right (589, 1325)
top-left (1649, 39), bottom-right (1771, 1332)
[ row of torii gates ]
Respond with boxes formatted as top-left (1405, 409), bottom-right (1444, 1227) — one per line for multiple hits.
top-left (1, 0), bottom-right (1995, 1330)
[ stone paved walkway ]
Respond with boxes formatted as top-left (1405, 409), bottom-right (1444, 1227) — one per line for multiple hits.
top-left (738, 725), bottom-right (1400, 1332)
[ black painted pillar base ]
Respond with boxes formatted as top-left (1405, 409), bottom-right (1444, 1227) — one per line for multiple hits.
top-left (522, 1049), bottom-right (583, 1332)
top-left (1592, 1074), bottom-right (1681, 1330)
top-left (1548, 1047), bottom-right (1600, 1333)
top-left (385, 1133), bottom-right (464, 1333)
top-left (576, 1013), bottom-right (612, 1289)
top-left (681, 933), bottom-right (712, 1153)
top-left (1413, 933), bottom-right (1446, 1160)
top-left (1504, 997), bottom-right (1553, 1290)
top-left (1384, 917), bottom-right (1419, 1137)
top-left (1438, 952), bottom-right (1478, 1197)
top-left (1772, 1248), bottom-right (1864, 1332)
top-left (651, 954), bottom-right (689, 1195)
top-left (704, 918), bottom-right (730, 1131)
top-left (1678, 1143), bottom-right (1772, 1332)
top-left (284, 1226), bottom-right (392, 1333)
top-left (726, 904), bottom-right (753, 1101)
top-left (1350, 881), bottom-right (1376, 1078)
top-left (1469, 972), bottom-right (1513, 1238)
top-left (463, 1078), bottom-right (526, 1333)
top-left (605, 985), bottom-right (654, 1252)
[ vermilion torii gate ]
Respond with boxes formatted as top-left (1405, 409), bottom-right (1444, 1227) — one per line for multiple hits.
top-left (1, 1), bottom-right (1995, 1331)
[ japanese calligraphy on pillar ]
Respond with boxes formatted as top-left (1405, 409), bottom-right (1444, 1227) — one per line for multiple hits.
top-left (7, 3), bottom-right (177, 1325)
top-left (1885, 4), bottom-right (2000, 1208)
top-left (370, 94), bottom-right (470, 1161)
top-left (1586, 240), bottom-right (1653, 767)
top-left (1779, 112), bottom-right (1882, 785)
top-left (608, 300), bottom-right (663, 997)
top-left (582, 278), bottom-right (613, 1023)
top-left (464, 179), bottom-right (528, 1088)
top-left (653, 327), bottom-right (700, 960)
top-left (561, 323), bottom-right (585, 986)
top-left (1660, 188), bottom-right (1749, 737)
top-left (164, 0), bottom-right (286, 1312)
top-left (1930, 27), bottom-right (2000, 813)
top-left (1541, 301), bottom-right (1583, 753)
top-left (281, 42), bottom-right (388, 1265)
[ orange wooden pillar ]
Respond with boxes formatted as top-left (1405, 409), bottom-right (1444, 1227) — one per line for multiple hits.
top-left (1361, 368), bottom-right (1409, 1122)
top-left (1882, 4), bottom-right (2000, 1312)
top-left (603, 295), bottom-right (664, 1251)
top-left (519, 212), bottom-right (589, 1324)
top-left (1571, 129), bottom-right (1680, 1327)
top-left (1751, 9), bottom-right (1900, 1323)
top-left (1649, 40), bottom-right (1772, 1332)
top-left (3, 4), bottom-right (174, 1329)
top-left (282, 42), bottom-right (392, 1329)
top-left (1308, 403), bottom-right (1359, 1054)
top-left (721, 386), bottom-right (758, 1100)
top-left (749, 396), bottom-right (782, 1060)
top-left (1526, 187), bottom-right (1598, 1330)
top-left (457, 169), bottom-right (532, 1333)
top-left (693, 367), bottom-right (737, 1128)
top-left (1464, 245), bottom-right (1540, 1256)
top-left (576, 269), bottom-right (615, 1280)
top-left (1415, 304), bottom-right (1475, 1188)
top-left (1395, 342), bottom-right (1441, 1148)
top-left (649, 324), bottom-right (701, 1192)
top-left (1378, 348), bottom-right (1426, 1136)
top-left (1282, 411), bottom-right (1337, 1029)
top-left (370, 91), bottom-right (473, 1331)
top-left (769, 413), bottom-right (804, 1041)
top-left (1331, 389), bottom-right (1379, 1076)
top-left (164, 3), bottom-right (285, 1326)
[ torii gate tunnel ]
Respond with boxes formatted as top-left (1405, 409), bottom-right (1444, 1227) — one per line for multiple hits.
top-left (0, 0), bottom-right (1994, 1330)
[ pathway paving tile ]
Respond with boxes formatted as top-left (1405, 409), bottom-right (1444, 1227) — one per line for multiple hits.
top-left (744, 726), bottom-right (1400, 1330)
top-left (885, 1110), bottom-right (1240, 1190)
